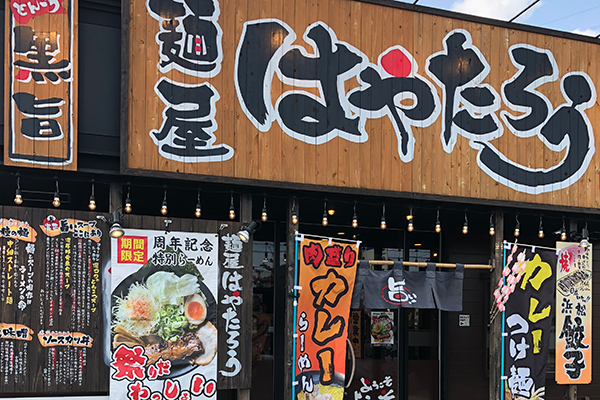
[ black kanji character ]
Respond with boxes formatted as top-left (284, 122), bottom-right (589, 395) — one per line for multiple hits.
top-left (426, 29), bottom-right (500, 152)
top-left (13, 26), bottom-right (71, 83)
top-left (12, 92), bottom-right (64, 139)
top-left (151, 78), bottom-right (233, 162)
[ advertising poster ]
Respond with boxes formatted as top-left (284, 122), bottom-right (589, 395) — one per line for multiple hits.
top-left (110, 229), bottom-right (218, 400)
top-left (294, 237), bottom-right (359, 400)
top-left (501, 245), bottom-right (556, 400)
top-left (555, 242), bottom-right (592, 384)
top-left (0, 212), bottom-right (108, 395)
top-left (370, 312), bottom-right (394, 346)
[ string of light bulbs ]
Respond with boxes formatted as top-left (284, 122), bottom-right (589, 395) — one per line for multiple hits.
top-left (8, 176), bottom-right (592, 240)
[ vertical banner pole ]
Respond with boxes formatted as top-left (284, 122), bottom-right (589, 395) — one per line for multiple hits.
top-left (291, 234), bottom-right (300, 400)
top-left (500, 243), bottom-right (507, 400)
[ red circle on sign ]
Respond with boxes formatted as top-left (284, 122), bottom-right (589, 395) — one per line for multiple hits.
top-left (381, 49), bottom-right (412, 77)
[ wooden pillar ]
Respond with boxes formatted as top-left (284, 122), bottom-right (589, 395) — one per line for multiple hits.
top-left (284, 197), bottom-right (299, 400)
top-left (238, 193), bottom-right (253, 399)
top-left (109, 182), bottom-right (121, 213)
top-left (489, 211), bottom-right (504, 400)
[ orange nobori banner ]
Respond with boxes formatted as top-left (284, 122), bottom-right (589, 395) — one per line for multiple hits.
top-left (294, 237), bottom-right (359, 400)
top-left (555, 242), bottom-right (592, 385)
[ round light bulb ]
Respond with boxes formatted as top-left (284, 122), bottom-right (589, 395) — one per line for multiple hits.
top-left (462, 224), bottom-right (468, 234)
top-left (292, 214), bottom-right (298, 225)
top-left (538, 229), bottom-right (545, 239)
top-left (53, 194), bottom-right (61, 208)
top-left (125, 202), bottom-right (132, 213)
top-left (14, 190), bottom-right (23, 205)
top-left (88, 200), bottom-right (96, 211)
top-left (561, 231), bottom-right (567, 241)
top-left (195, 204), bottom-right (201, 218)
top-left (161, 205), bottom-right (167, 215)
top-left (262, 209), bottom-right (268, 222)
top-left (408, 219), bottom-right (414, 232)
top-left (380, 219), bottom-right (387, 230)
top-left (514, 228), bottom-right (520, 237)
top-left (489, 225), bottom-right (495, 236)
top-left (229, 210), bottom-right (235, 220)
top-left (352, 218), bottom-right (358, 229)
top-left (435, 222), bottom-right (441, 233)
top-left (322, 214), bottom-right (328, 226)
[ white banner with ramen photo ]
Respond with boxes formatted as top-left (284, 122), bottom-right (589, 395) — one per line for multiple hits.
top-left (110, 229), bottom-right (219, 400)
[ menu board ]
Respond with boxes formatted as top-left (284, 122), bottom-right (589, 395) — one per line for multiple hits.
top-left (0, 208), bottom-right (108, 395)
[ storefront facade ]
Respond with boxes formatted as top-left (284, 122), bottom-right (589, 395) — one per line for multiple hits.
top-left (1, 0), bottom-right (600, 399)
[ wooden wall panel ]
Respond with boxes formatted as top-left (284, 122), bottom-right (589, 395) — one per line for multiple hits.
top-left (126, 0), bottom-right (600, 210)
top-left (4, 0), bottom-right (77, 169)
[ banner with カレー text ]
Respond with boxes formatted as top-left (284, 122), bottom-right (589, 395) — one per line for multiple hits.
top-left (294, 237), bottom-right (359, 400)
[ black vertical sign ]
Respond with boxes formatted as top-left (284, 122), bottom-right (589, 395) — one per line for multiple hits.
top-left (503, 246), bottom-right (555, 399)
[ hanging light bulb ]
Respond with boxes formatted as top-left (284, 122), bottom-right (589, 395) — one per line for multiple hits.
top-left (195, 190), bottom-right (202, 218)
top-left (322, 201), bottom-right (328, 226)
top-left (124, 185), bottom-right (132, 213)
top-left (435, 209), bottom-right (441, 233)
top-left (462, 212), bottom-right (468, 234)
top-left (53, 179), bottom-right (61, 208)
top-left (514, 215), bottom-right (520, 237)
top-left (406, 206), bottom-right (413, 221)
top-left (489, 213), bottom-right (495, 236)
top-left (261, 196), bottom-right (268, 222)
top-left (229, 193), bottom-right (235, 220)
top-left (380, 204), bottom-right (387, 230)
top-left (88, 179), bottom-right (96, 211)
top-left (14, 174), bottom-right (23, 205)
top-left (291, 199), bottom-right (298, 225)
top-left (161, 188), bottom-right (168, 215)
top-left (352, 203), bottom-right (358, 229)
top-left (538, 217), bottom-right (544, 238)
top-left (407, 216), bottom-right (414, 232)
top-left (560, 218), bottom-right (567, 241)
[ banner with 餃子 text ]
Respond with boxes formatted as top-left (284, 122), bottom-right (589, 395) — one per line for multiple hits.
top-left (500, 245), bottom-right (556, 400)
top-left (555, 242), bottom-right (592, 384)
top-left (294, 237), bottom-right (359, 400)
top-left (110, 229), bottom-right (218, 400)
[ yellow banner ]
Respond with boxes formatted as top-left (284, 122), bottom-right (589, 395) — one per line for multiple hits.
top-left (555, 242), bottom-right (592, 384)
top-left (40, 216), bottom-right (102, 243)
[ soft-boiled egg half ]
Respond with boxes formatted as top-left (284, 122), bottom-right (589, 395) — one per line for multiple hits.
top-left (184, 293), bottom-right (207, 325)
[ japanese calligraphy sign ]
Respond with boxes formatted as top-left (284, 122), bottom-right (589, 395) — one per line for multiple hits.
top-left (0, 207), bottom-right (109, 395)
top-left (347, 360), bottom-right (397, 400)
top-left (110, 229), bottom-right (219, 400)
top-left (217, 226), bottom-right (252, 389)
top-left (555, 242), bottom-right (592, 385)
top-left (5, 0), bottom-right (77, 169)
top-left (127, 0), bottom-right (600, 210)
top-left (294, 237), bottom-right (358, 400)
top-left (40, 216), bottom-right (102, 243)
top-left (502, 246), bottom-right (555, 400)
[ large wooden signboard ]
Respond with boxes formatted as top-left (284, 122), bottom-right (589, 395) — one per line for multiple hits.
top-left (4, 0), bottom-right (77, 169)
top-left (125, 0), bottom-right (600, 209)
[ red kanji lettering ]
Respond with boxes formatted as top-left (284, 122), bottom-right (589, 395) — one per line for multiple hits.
top-left (342, 245), bottom-right (357, 267)
top-left (147, 365), bottom-right (158, 380)
top-left (127, 382), bottom-right (151, 400)
top-left (111, 345), bottom-right (147, 380)
top-left (204, 380), bottom-right (217, 397)
top-left (190, 374), bottom-right (205, 396)
top-left (324, 245), bottom-right (343, 267)
top-left (156, 359), bottom-right (171, 376)
top-left (163, 379), bottom-right (181, 400)
top-left (303, 242), bottom-right (324, 269)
